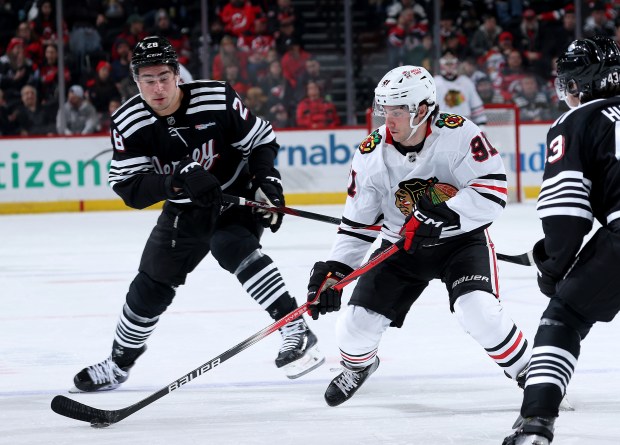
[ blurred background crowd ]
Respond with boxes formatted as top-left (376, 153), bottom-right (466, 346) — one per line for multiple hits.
top-left (0, 0), bottom-right (614, 137)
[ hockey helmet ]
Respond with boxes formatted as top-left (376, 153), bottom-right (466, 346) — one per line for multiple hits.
top-left (439, 53), bottom-right (459, 81)
top-left (374, 65), bottom-right (437, 118)
top-left (131, 36), bottom-right (179, 79)
top-left (555, 38), bottom-right (604, 102)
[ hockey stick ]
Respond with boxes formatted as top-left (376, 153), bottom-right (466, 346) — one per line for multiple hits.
top-left (84, 148), bottom-right (113, 166)
top-left (50, 238), bottom-right (404, 428)
top-left (496, 250), bottom-right (534, 267)
top-left (222, 194), bottom-right (342, 226)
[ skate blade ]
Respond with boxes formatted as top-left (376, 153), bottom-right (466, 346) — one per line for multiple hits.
top-left (559, 394), bottom-right (575, 411)
top-left (281, 345), bottom-right (325, 379)
top-left (68, 384), bottom-right (119, 394)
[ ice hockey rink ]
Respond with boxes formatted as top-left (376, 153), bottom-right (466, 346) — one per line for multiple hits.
top-left (1, 202), bottom-right (619, 445)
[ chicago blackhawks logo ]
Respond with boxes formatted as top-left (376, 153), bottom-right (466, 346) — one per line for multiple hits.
top-left (435, 113), bottom-right (466, 129)
top-left (358, 130), bottom-right (382, 154)
top-left (443, 89), bottom-right (465, 107)
top-left (395, 177), bottom-right (458, 216)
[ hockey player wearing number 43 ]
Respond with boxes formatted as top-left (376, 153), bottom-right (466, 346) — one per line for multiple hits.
top-left (71, 36), bottom-right (325, 392)
top-left (306, 65), bottom-right (533, 407)
top-left (503, 36), bottom-right (620, 445)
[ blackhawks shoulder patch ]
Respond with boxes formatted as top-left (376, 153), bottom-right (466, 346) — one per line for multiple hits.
top-left (435, 113), bottom-right (466, 129)
top-left (358, 130), bottom-right (382, 154)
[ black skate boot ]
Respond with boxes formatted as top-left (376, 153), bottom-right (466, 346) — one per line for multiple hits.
top-left (324, 357), bottom-right (380, 407)
top-left (503, 416), bottom-right (555, 445)
top-left (72, 342), bottom-right (146, 392)
top-left (275, 317), bottom-right (325, 379)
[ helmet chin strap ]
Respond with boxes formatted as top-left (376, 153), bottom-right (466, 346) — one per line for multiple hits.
top-left (406, 107), bottom-right (433, 140)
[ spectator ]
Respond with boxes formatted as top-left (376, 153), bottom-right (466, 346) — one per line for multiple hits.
top-left (541, 5), bottom-right (576, 69)
top-left (511, 9), bottom-right (546, 78)
top-left (223, 64), bottom-right (249, 97)
top-left (470, 14), bottom-right (503, 59)
top-left (150, 9), bottom-right (191, 66)
top-left (404, 33), bottom-right (432, 70)
top-left (280, 39), bottom-right (310, 89)
top-left (274, 20), bottom-right (299, 55)
top-left (475, 76), bottom-right (508, 105)
top-left (98, 95), bottom-right (121, 133)
top-left (258, 59), bottom-right (294, 113)
top-left (443, 31), bottom-right (471, 61)
top-left (220, 0), bottom-right (262, 38)
top-left (112, 14), bottom-right (147, 61)
top-left (86, 61), bottom-right (121, 114)
top-left (460, 56), bottom-right (488, 85)
top-left (0, 37), bottom-right (36, 108)
top-left (244, 86), bottom-right (269, 119)
top-left (266, 0), bottom-right (301, 37)
top-left (295, 58), bottom-right (332, 102)
top-left (38, 43), bottom-right (71, 105)
top-left (29, 0), bottom-right (69, 48)
top-left (212, 35), bottom-right (247, 81)
top-left (498, 49), bottom-right (527, 97)
top-left (385, 0), bottom-right (428, 28)
top-left (497, 31), bottom-right (516, 58)
top-left (56, 84), bottom-right (99, 135)
top-left (267, 102), bottom-right (292, 129)
top-left (296, 81), bottom-right (340, 129)
top-left (15, 21), bottom-right (43, 66)
top-left (386, 7), bottom-right (415, 68)
top-left (238, 14), bottom-right (276, 84)
top-left (512, 74), bottom-right (553, 122)
top-left (0, 87), bottom-right (17, 135)
top-left (0, 0), bottom-right (18, 51)
top-left (13, 84), bottom-right (56, 135)
top-left (110, 38), bottom-right (131, 83)
top-left (583, 1), bottom-right (615, 38)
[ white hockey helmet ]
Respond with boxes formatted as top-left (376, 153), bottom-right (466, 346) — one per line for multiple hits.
top-left (374, 66), bottom-right (437, 135)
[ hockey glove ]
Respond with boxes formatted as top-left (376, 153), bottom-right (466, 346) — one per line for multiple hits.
top-left (307, 260), bottom-right (354, 320)
top-left (532, 238), bottom-right (557, 297)
top-left (254, 170), bottom-right (285, 233)
top-left (400, 194), bottom-right (459, 254)
top-left (173, 158), bottom-right (222, 208)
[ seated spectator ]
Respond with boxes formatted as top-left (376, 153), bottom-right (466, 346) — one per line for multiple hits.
top-left (498, 49), bottom-right (527, 97)
top-left (110, 38), bottom-right (131, 84)
top-left (112, 14), bottom-right (147, 60)
top-left (280, 39), bottom-right (310, 89)
top-left (512, 75), bottom-right (553, 122)
top-left (0, 88), bottom-right (18, 135)
top-left (15, 21), bottom-right (43, 66)
top-left (212, 35), bottom-right (247, 81)
top-left (0, 37), bottom-right (36, 108)
top-left (385, 0), bottom-right (428, 28)
top-left (274, 20), bottom-right (299, 55)
top-left (12, 84), bottom-right (56, 135)
top-left (404, 33), bottom-right (432, 70)
top-left (98, 96), bottom-right (121, 133)
top-left (475, 76), bottom-right (509, 105)
top-left (150, 9), bottom-right (191, 66)
top-left (56, 84), bottom-right (99, 135)
top-left (512, 9), bottom-right (546, 78)
top-left (86, 61), bottom-right (121, 114)
top-left (223, 64), bottom-right (249, 98)
top-left (497, 31), bottom-right (516, 59)
top-left (267, 102), bottom-right (293, 129)
top-left (296, 81), bottom-right (340, 129)
top-left (295, 58), bottom-right (332, 102)
top-left (583, 1), bottom-right (615, 38)
top-left (460, 56), bottom-right (488, 85)
top-left (266, 0), bottom-right (301, 37)
top-left (38, 43), bottom-right (71, 105)
top-left (258, 59), bottom-right (294, 113)
top-left (238, 14), bottom-right (276, 84)
top-left (244, 86), bottom-right (269, 119)
top-left (220, 0), bottom-right (263, 38)
top-left (30, 0), bottom-right (69, 48)
top-left (470, 14), bottom-right (503, 59)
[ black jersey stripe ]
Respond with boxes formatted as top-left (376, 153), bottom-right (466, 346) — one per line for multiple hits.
top-left (473, 189), bottom-right (507, 207)
top-left (337, 228), bottom-right (376, 243)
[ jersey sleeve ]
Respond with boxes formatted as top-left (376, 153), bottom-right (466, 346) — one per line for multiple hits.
top-left (107, 121), bottom-right (173, 209)
top-left (328, 148), bottom-right (383, 268)
top-left (442, 124), bottom-right (507, 234)
top-left (535, 117), bottom-right (593, 280)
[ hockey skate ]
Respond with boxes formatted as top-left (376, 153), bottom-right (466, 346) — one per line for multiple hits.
top-left (275, 318), bottom-right (325, 379)
top-left (324, 357), bottom-right (380, 407)
top-left (503, 416), bottom-right (555, 445)
top-left (512, 370), bottom-right (573, 428)
top-left (71, 343), bottom-right (146, 392)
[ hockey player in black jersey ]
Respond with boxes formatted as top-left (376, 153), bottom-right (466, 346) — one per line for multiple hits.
top-left (71, 36), bottom-right (324, 392)
top-left (503, 36), bottom-right (620, 445)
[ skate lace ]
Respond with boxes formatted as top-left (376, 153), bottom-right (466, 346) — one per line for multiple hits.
top-left (334, 368), bottom-right (360, 395)
top-left (86, 357), bottom-right (127, 385)
top-left (278, 319), bottom-right (306, 353)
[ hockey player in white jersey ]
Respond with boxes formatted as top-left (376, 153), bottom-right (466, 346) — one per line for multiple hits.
top-left (435, 52), bottom-right (488, 127)
top-left (306, 65), bottom-right (531, 407)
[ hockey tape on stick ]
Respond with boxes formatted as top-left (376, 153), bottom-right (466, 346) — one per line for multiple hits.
top-left (50, 238), bottom-right (402, 427)
top-left (223, 194), bottom-right (342, 225)
top-left (496, 250), bottom-right (534, 267)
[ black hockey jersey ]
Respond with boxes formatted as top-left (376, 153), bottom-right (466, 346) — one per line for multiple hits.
top-left (537, 97), bottom-right (620, 280)
top-left (108, 80), bottom-right (279, 209)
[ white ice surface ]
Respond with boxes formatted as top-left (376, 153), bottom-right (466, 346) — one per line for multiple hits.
top-left (1, 203), bottom-right (619, 444)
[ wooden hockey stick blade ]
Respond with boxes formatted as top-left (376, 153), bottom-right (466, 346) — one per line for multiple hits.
top-left (222, 194), bottom-right (342, 225)
top-left (50, 237), bottom-right (400, 427)
top-left (496, 250), bottom-right (534, 266)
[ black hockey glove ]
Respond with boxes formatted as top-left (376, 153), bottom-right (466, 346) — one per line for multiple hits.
top-left (172, 158), bottom-right (222, 208)
top-left (307, 260), bottom-right (354, 320)
top-left (254, 169), bottom-right (285, 233)
top-left (399, 194), bottom-right (459, 254)
top-left (532, 238), bottom-right (557, 297)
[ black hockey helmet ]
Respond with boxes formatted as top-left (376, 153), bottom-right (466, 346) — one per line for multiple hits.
top-left (555, 38), bottom-right (604, 102)
top-left (131, 36), bottom-right (179, 79)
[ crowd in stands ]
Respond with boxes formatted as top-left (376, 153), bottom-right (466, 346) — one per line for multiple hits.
top-left (0, 0), bottom-right (618, 137)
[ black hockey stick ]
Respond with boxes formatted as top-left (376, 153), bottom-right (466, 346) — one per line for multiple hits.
top-left (84, 148), bottom-right (113, 166)
top-left (50, 238), bottom-right (403, 428)
top-left (496, 250), bottom-right (534, 267)
top-left (222, 194), bottom-right (342, 226)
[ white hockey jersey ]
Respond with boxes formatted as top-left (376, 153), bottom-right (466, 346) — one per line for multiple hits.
top-left (329, 112), bottom-right (508, 269)
top-left (435, 75), bottom-right (487, 126)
